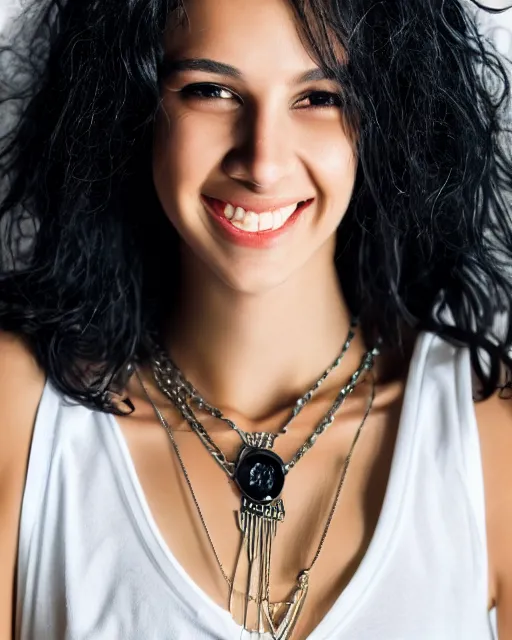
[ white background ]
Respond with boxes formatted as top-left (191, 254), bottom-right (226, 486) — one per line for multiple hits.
top-left (0, 0), bottom-right (16, 33)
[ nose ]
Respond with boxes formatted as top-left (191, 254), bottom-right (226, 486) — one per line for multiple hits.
top-left (221, 103), bottom-right (296, 190)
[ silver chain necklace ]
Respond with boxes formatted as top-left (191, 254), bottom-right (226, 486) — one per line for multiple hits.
top-left (151, 342), bottom-right (378, 477)
top-left (151, 317), bottom-right (358, 451)
top-left (144, 321), bottom-right (379, 637)
top-left (138, 368), bottom-right (376, 640)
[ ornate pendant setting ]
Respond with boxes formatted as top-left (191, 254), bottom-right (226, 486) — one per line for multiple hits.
top-left (234, 446), bottom-right (286, 504)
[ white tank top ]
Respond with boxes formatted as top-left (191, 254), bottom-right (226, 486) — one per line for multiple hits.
top-left (15, 332), bottom-right (498, 639)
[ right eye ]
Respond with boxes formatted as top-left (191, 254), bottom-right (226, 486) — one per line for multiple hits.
top-left (179, 83), bottom-right (242, 103)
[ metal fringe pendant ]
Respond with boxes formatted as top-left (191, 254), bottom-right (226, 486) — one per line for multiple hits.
top-left (230, 497), bottom-right (285, 637)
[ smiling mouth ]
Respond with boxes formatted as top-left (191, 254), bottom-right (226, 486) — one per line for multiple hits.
top-left (202, 196), bottom-right (313, 233)
top-left (220, 200), bottom-right (306, 233)
top-left (201, 196), bottom-right (315, 248)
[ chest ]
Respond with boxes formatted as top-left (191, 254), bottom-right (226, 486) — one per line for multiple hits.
top-left (117, 390), bottom-right (399, 640)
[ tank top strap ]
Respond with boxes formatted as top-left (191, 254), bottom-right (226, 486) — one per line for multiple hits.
top-left (15, 379), bottom-right (63, 634)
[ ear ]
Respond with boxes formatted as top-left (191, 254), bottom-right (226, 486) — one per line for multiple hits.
top-left (469, 0), bottom-right (512, 12)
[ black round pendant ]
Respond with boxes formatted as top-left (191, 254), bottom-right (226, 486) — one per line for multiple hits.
top-left (234, 447), bottom-right (286, 504)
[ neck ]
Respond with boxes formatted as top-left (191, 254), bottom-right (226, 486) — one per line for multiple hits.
top-left (165, 247), bottom-right (368, 420)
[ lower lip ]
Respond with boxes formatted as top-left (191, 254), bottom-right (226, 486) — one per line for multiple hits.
top-left (201, 196), bottom-right (314, 248)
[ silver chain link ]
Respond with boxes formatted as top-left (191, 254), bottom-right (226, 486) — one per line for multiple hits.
top-left (151, 343), bottom-right (379, 475)
top-left (151, 317), bottom-right (357, 441)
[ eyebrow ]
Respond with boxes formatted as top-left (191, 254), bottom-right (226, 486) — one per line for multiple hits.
top-left (159, 57), bottom-right (330, 84)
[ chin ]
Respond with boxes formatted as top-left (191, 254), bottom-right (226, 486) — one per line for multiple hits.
top-left (215, 265), bottom-right (296, 296)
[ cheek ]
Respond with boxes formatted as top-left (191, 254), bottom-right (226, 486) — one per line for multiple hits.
top-left (299, 113), bottom-right (357, 174)
top-left (332, 143), bottom-right (358, 206)
top-left (153, 108), bottom-right (227, 206)
top-left (303, 128), bottom-right (358, 213)
top-left (322, 139), bottom-right (357, 185)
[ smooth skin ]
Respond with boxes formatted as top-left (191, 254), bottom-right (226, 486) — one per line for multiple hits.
top-left (1, 0), bottom-right (511, 638)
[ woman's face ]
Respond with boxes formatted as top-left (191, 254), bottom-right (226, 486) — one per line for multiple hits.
top-left (153, 0), bottom-right (357, 294)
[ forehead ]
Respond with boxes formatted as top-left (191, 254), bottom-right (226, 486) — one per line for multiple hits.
top-left (164, 0), bottom-right (320, 78)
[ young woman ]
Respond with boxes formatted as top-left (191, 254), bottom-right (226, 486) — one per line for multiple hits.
top-left (1, 0), bottom-right (512, 638)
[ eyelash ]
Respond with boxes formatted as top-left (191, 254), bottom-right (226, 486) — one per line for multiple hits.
top-left (178, 82), bottom-right (343, 109)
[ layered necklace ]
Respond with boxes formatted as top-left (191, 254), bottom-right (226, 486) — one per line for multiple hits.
top-left (138, 320), bottom-right (379, 639)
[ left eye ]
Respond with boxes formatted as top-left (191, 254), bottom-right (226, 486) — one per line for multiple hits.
top-left (295, 91), bottom-right (343, 109)
top-left (179, 83), bottom-right (240, 102)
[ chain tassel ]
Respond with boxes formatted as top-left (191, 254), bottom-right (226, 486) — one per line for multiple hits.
top-left (230, 498), bottom-right (309, 640)
top-left (264, 571), bottom-right (309, 640)
top-left (230, 498), bottom-right (284, 637)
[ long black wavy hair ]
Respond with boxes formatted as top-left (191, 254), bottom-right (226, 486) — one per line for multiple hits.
top-left (0, 0), bottom-right (511, 412)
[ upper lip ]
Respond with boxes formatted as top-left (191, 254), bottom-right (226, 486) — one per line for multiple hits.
top-left (202, 194), bottom-right (313, 214)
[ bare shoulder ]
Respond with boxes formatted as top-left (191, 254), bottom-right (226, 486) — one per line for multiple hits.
top-left (474, 388), bottom-right (512, 631)
top-left (0, 331), bottom-right (45, 453)
top-left (0, 331), bottom-right (45, 637)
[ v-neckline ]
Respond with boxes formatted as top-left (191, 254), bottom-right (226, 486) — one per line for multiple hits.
top-left (105, 332), bottom-right (432, 639)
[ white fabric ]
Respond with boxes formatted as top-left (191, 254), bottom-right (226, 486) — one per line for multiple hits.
top-left (15, 332), bottom-right (498, 639)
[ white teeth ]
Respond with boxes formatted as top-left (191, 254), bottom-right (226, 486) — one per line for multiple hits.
top-left (259, 212), bottom-right (274, 232)
top-left (279, 203), bottom-right (298, 221)
top-left (220, 201), bottom-right (302, 233)
top-left (224, 203), bottom-right (235, 220)
top-left (272, 210), bottom-right (283, 230)
top-left (232, 211), bottom-right (258, 232)
top-left (233, 206), bottom-right (245, 222)
top-left (246, 212), bottom-right (259, 232)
